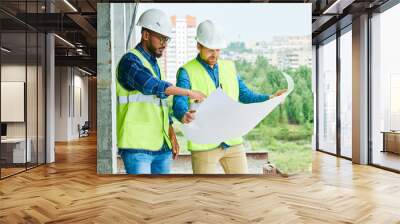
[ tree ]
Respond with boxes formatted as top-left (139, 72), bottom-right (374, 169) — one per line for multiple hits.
top-left (235, 58), bottom-right (313, 126)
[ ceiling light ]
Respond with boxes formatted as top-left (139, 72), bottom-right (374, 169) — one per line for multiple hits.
top-left (78, 67), bottom-right (92, 76)
top-left (1, 47), bottom-right (11, 53)
top-left (54, 34), bottom-right (75, 48)
top-left (63, 0), bottom-right (78, 12)
top-left (323, 0), bottom-right (354, 15)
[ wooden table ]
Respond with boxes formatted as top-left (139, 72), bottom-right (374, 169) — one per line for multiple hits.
top-left (381, 131), bottom-right (400, 154)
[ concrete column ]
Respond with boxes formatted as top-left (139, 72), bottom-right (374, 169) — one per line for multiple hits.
top-left (45, 0), bottom-right (55, 163)
top-left (97, 3), bottom-right (114, 173)
top-left (352, 14), bottom-right (369, 164)
top-left (97, 3), bottom-right (137, 174)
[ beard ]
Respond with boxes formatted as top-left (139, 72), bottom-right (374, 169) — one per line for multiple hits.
top-left (207, 56), bottom-right (217, 65)
top-left (147, 42), bottom-right (164, 58)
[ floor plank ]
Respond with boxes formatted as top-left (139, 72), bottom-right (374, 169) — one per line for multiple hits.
top-left (1, 134), bottom-right (399, 223)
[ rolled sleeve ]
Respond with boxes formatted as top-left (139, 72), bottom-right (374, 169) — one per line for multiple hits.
top-left (117, 52), bottom-right (172, 99)
top-left (237, 74), bottom-right (270, 103)
top-left (152, 79), bottom-right (172, 99)
top-left (173, 68), bottom-right (191, 122)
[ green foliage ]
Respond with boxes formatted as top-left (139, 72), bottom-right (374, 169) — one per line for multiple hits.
top-left (268, 147), bottom-right (312, 174)
top-left (235, 57), bottom-right (314, 174)
top-left (235, 57), bottom-right (313, 126)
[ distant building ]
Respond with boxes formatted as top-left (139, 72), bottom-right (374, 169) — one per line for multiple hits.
top-left (265, 36), bottom-right (312, 69)
top-left (159, 15), bottom-right (197, 84)
top-left (221, 35), bottom-right (312, 70)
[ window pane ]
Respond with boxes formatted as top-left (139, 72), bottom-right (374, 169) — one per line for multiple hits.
top-left (340, 29), bottom-right (352, 158)
top-left (371, 4), bottom-right (400, 171)
top-left (318, 37), bottom-right (337, 154)
top-left (38, 32), bottom-right (45, 165)
top-left (27, 31), bottom-right (38, 169)
top-left (1, 30), bottom-right (27, 177)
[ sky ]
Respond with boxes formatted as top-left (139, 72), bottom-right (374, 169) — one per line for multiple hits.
top-left (134, 3), bottom-right (311, 44)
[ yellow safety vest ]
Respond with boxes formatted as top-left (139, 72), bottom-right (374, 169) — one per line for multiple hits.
top-left (182, 58), bottom-right (243, 151)
top-left (116, 49), bottom-right (171, 150)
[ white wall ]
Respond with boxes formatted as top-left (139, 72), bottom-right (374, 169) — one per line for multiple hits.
top-left (54, 67), bottom-right (89, 141)
top-left (55, 66), bottom-right (68, 141)
top-left (71, 72), bottom-right (89, 138)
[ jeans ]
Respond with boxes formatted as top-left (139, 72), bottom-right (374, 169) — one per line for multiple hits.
top-left (120, 149), bottom-right (172, 174)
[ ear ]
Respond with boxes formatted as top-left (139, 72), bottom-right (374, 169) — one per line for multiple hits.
top-left (142, 31), bottom-right (150, 41)
top-left (197, 43), bottom-right (201, 51)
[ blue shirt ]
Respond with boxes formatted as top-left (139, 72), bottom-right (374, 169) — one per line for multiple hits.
top-left (173, 55), bottom-right (270, 148)
top-left (117, 43), bottom-right (171, 153)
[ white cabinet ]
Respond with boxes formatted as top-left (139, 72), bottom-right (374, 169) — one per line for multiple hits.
top-left (1, 138), bottom-right (32, 163)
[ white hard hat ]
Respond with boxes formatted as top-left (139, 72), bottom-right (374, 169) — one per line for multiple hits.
top-left (195, 20), bottom-right (226, 49)
top-left (137, 9), bottom-right (173, 38)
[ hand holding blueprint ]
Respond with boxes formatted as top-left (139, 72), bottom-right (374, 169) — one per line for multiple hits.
top-left (181, 73), bottom-right (294, 144)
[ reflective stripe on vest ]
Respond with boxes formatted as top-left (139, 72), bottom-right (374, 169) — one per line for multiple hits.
top-left (117, 94), bottom-right (168, 107)
top-left (182, 58), bottom-right (243, 151)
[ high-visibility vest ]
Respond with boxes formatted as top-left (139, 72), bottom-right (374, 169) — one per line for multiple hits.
top-left (182, 58), bottom-right (243, 151)
top-left (116, 49), bottom-right (171, 150)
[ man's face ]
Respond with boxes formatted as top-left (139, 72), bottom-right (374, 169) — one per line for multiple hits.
top-left (143, 30), bottom-right (170, 58)
top-left (198, 44), bottom-right (220, 66)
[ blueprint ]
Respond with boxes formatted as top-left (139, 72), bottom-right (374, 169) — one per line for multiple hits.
top-left (181, 73), bottom-right (294, 144)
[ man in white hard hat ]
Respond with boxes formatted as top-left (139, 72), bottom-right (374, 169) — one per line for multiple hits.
top-left (116, 9), bottom-right (205, 174)
top-left (173, 20), bottom-right (286, 174)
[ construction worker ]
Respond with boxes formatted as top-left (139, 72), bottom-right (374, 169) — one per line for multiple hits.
top-left (116, 9), bottom-right (205, 174)
top-left (173, 20), bottom-right (286, 174)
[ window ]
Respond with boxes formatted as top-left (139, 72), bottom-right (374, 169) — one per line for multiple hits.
top-left (0, 1), bottom-right (47, 179)
top-left (340, 28), bottom-right (352, 158)
top-left (318, 36), bottom-right (337, 154)
top-left (371, 3), bottom-right (400, 171)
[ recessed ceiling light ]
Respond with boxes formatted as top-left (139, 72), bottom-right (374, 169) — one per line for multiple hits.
top-left (323, 0), bottom-right (354, 15)
top-left (54, 34), bottom-right (75, 48)
top-left (1, 47), bottom-right (11, 53)
top-left (78, 67), bottom-right (92, 76)
top-left (63, 0), bottom-right (78, 12)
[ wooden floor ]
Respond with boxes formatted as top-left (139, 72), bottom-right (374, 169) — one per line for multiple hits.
top-left (1, 167), bottom-right (26, 178)
top-left (372, 150), bottom-right (400, 171)
top-left (1, 135), bottom-right (400, 223)
top-left (1, 163), bottom-right (46, 178)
